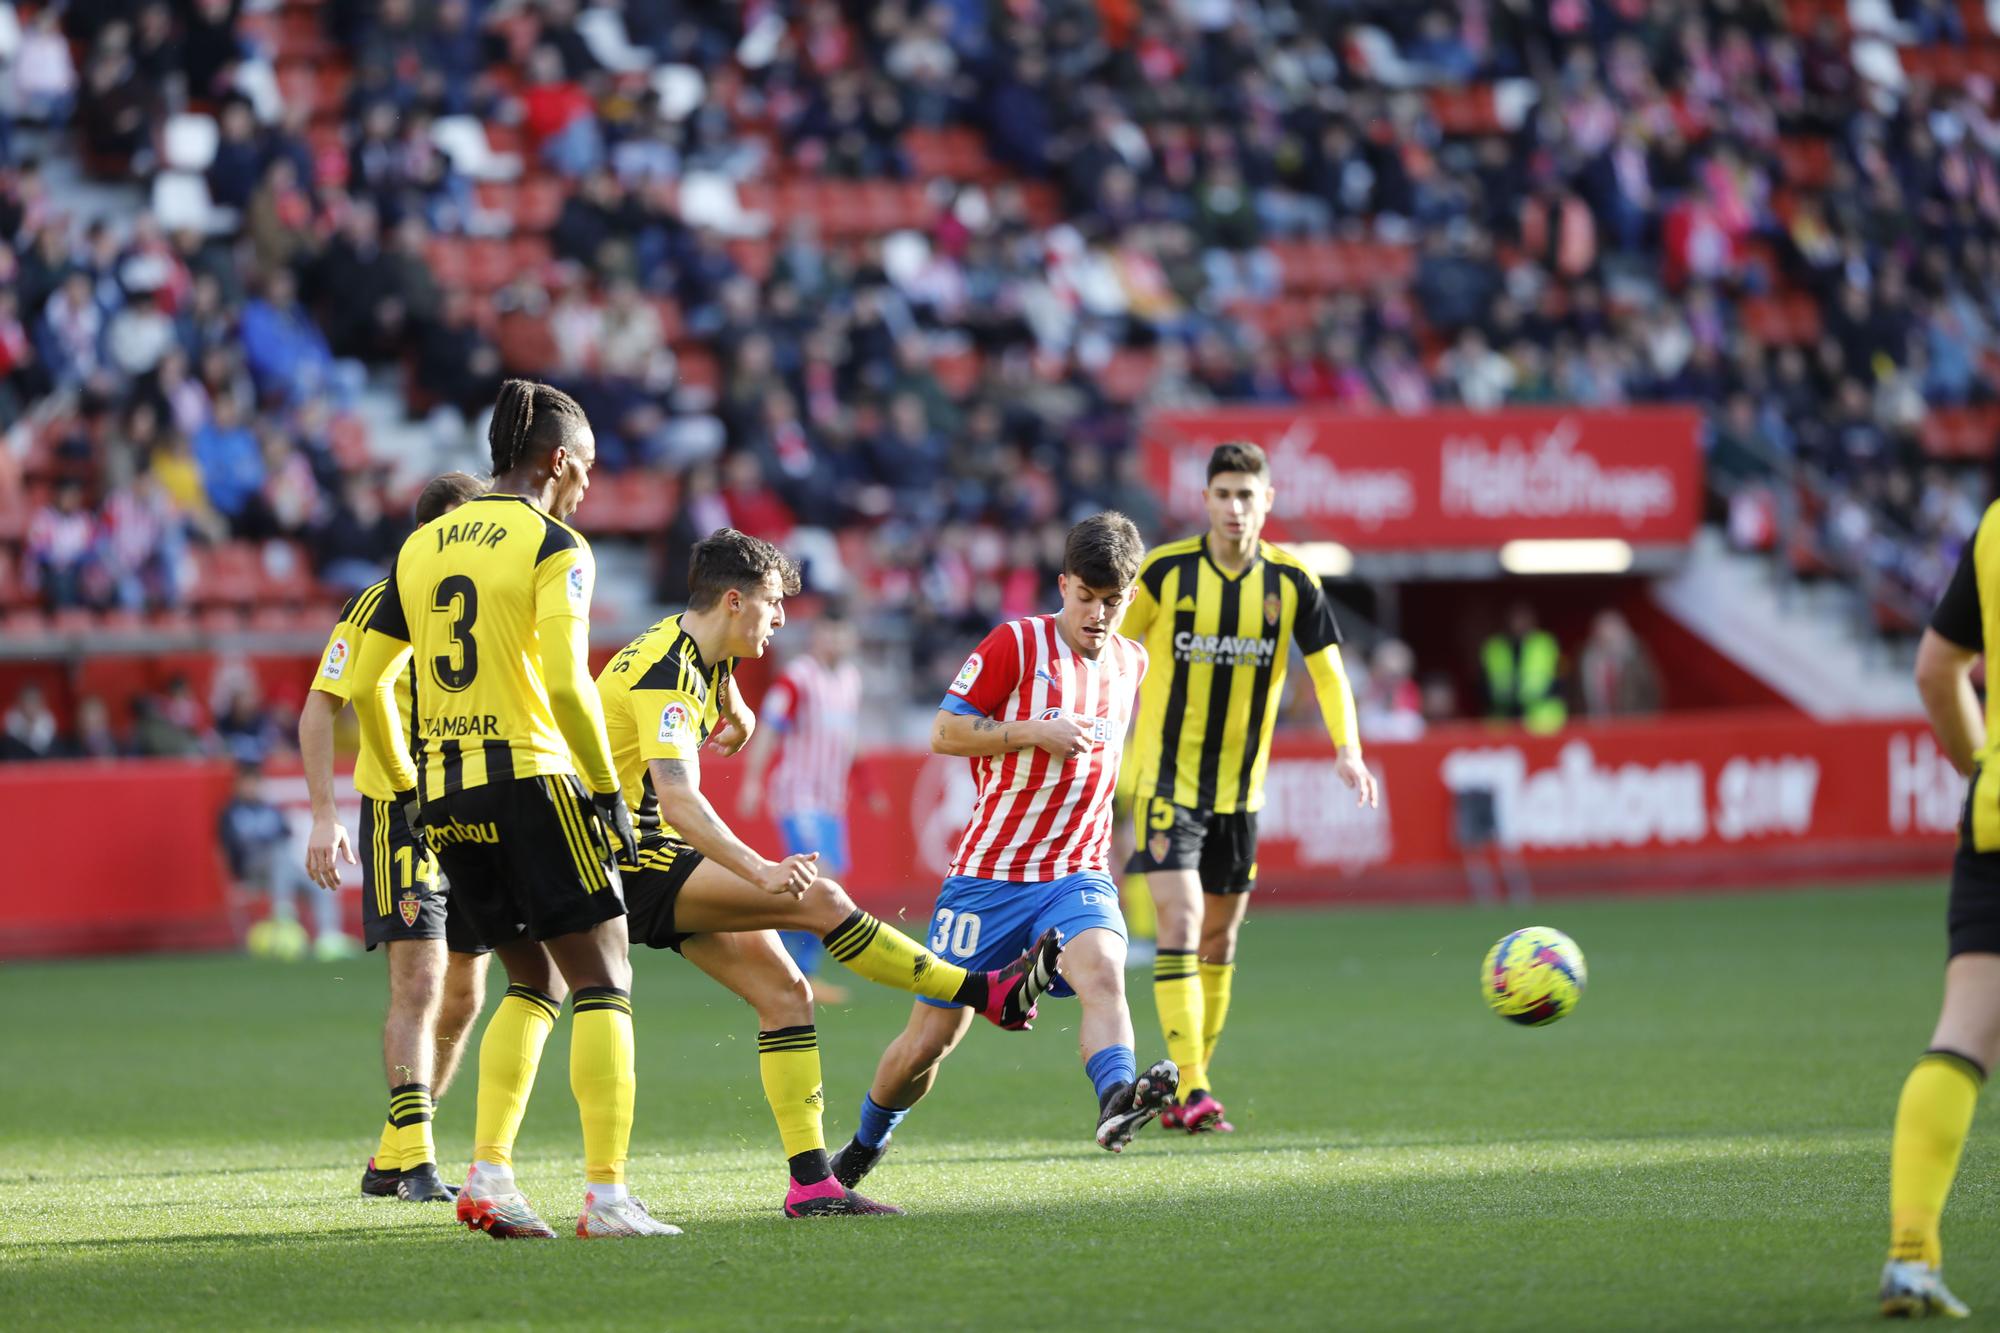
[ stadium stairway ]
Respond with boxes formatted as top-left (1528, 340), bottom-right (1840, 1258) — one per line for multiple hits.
top-left (1651, 529), bottom-right (1920, 718)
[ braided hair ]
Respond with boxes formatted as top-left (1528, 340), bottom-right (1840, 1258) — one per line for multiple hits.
top-left (487, 379), bottom-right (590, 477)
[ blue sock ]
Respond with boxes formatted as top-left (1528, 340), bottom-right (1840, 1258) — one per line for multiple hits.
top-left (856, 1094), bottom-right (908, 1149)
top-left (779, 930), bottom-right (823, 977)
top-left (1085, 1045), bottom-right (1137, 1103)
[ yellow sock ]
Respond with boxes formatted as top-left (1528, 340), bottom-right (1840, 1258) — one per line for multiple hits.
top-left (389, 1083), bottom-right (436, 1169)
top-left (823, 909), bottom-right (971, 1003)
top-left (474, 984), bottom-right (560, 1169)
top-left (757, 1025), bottom-right (827, 1160)
top-left (373, 1116), bottom-right (402, 1172)
top-left (571, 988), bottom-right (636, 1186)
top-left (1153, 950), bottom-right (1206, 1096)
top-left (1200, 960), bottom-right (1236, 1084)
top-left (1890, 1050), bottom-right (1985, 1266)
top-left (1123, 873), bottom-right (1156, 940)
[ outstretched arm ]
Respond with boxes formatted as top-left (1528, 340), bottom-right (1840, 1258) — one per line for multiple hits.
top-left (650, 757), bottom-right (817, 897)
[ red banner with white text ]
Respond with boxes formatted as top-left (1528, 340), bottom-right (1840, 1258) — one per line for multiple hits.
top-left (1141, 407), bottom-right (1705, 549)
top-left (0, 714), bottom-right (1964, 957)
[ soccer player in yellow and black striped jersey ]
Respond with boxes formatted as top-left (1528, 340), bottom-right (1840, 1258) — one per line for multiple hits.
top-left (299, 471), bottom-right (487, 1205)
top-left (1878, 505), bottom-right (2000, 1316)
top-left (1121, 441), bottom-right (1380, 1135)
top-left (347, 379), bottom-right (673, 1240)
top-left (591, 529), bottom-right (1058, 1217)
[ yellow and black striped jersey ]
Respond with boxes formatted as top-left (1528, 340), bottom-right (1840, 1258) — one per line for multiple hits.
top-left (1119, 535), bottom-right (1343, 814)
top-left (596, 613), bottom-right (733, 840)
top-left (364, 492), bottom-right (598, 799)
top-left (308, 579), bottom-right (416, 802)
top-left (1930, 502), bottom-right (2000, 849)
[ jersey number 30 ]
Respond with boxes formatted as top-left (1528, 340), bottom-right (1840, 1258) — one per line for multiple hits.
top-left (929, 909), bottom-right (982, 958)
top-left (431, 575), bottom-right (480, 692)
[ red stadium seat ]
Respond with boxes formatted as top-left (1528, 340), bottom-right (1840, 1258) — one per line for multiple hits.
top-left (1, 607), bottom-right (46, 639)
top-left (424, 237), bottom-right (472, 291)
top-left (515, 176), bottom-right (567, 233)
top-left (192, 544), bottom-right (259, 610)
top-left (497, 311), bottom-right (560, 373)
top-left (1775, 138), bottom-right (1834, 189)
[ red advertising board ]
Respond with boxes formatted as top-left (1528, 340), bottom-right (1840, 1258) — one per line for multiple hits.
top-left (1142, 407), bottom-right (1705, 549)
top-left (0, 713), bottom-right (1962, 958)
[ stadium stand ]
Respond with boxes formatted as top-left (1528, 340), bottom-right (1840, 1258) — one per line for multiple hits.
top-left (0, 0), bottom-right (1996, 718)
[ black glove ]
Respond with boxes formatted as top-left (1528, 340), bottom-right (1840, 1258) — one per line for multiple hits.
top-left (396, 789), bottom-right (425, 837)
top-left (590, 789), bottom-right (639, 865)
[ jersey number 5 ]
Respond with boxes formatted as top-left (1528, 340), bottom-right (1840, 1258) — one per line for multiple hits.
top-left (432, 575), bottom-right (480, 692)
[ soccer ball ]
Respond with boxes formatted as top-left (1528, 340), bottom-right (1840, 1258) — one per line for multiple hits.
top-left (1480, 926), bottom-right (1586, 1026)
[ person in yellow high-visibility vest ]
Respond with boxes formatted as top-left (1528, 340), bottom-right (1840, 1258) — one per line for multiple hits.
top-left (1481, 603), bottom-right (1566, 733)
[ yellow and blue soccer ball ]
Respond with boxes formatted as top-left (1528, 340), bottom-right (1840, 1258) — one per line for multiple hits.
top-left (1480, 926), bottom-right (1586, 1026)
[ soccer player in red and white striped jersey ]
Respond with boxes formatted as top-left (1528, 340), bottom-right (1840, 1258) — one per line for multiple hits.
top-left (739, 606), bottom-right (881, 1003)
top-left (828, 514), bottom-right (1181, 1189)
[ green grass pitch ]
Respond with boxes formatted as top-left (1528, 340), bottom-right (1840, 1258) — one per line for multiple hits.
top-left (0, 881), bottom-right (1987, 1330)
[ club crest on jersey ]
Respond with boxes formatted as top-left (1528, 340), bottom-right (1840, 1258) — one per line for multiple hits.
top-left (1039, 708), bottom-right (1109, 744)
top-left (567, 564), bottom-right (588, 609)
top-left (1265, 592), bottom-right (1282, 626)
top-left (659, 701), bottom-right (692, 744)
top-left (322, 637), bottom-right (350, 680)
top-left (949, 652), bottom-right (983, 696)
top-left (397, 890), bottom-right (421, 927)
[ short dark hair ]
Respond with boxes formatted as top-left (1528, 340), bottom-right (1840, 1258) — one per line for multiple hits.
top-left (488, 378), bottom-right (591, 476)
top-left (413, 471), bottom-right (485, 525)
top-left (1064, 511), bottom-right (1144, 589)
top-left (688, 528), bottom-right (803, 610)
top-left (1207, 441), bottom-right (1270, 483)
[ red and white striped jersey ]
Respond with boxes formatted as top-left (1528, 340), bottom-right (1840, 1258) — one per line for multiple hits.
top-left (764, 654), bottom-right (863, 816)
top-left (941, 615), bottom-right (1148, 881)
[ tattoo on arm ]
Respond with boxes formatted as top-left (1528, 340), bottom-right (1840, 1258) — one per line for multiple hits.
top-left (968, 716), bottom-right (1013, 746)
top-left (655, 758), bottom-right (695, 789)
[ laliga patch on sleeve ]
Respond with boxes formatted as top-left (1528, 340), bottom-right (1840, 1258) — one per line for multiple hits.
top-left (658, 701), bottom-right (692, 745)
top-left (567, 563), bottom-right (589, 610)
top-left (322, 638), bottom-right (350, 680)
top-left (949, 652), bottom-right (983, 696)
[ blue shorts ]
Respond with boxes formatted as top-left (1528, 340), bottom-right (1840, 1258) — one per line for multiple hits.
top-left (916, 870), bottom-right (1126, 1009)
top-left (778, 810), bottom-right (849, 875)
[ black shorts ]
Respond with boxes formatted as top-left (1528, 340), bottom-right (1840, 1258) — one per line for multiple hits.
top-left (1127, 796), bottom-right (1260, 895)
top-left (416, 775), bottom-right (625, 947)
top-left (1949, 845), bottom-right (2000, 957)
top-left (622, 837), bottom-right (706, 955)
top-left (359, 797), bottom-right (488, 954)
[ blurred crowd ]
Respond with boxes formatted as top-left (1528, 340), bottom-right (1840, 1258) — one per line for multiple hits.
top-left (0, 0), bottom-right (1991, 664)
top-left (0, 661), bottom-right (296, 764)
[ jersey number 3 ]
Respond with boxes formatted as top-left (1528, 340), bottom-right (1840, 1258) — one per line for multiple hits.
top-left (431, 575), bottom-right (480, 692)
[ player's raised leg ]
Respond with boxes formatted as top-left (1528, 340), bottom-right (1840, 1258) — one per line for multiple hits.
top-left (669, 863), bottom-right (1058, 1028)
top-left (1882, 952), bottom-right (2000, 1317)
top-left (679, 928), bottom-right (902, 1217)
top-left (1058, 924), bottom-right (1178, 1152)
